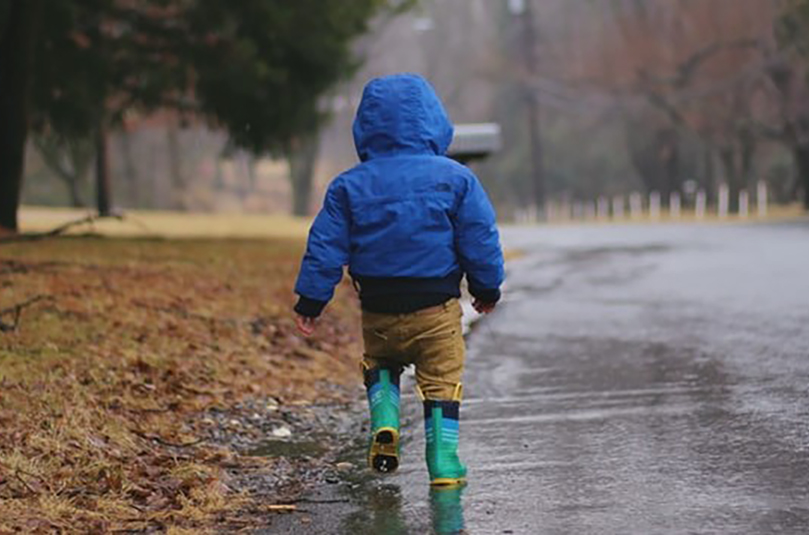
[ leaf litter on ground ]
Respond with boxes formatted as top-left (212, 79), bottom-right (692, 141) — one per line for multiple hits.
top-left (0, 236), bottom-right (362, 533)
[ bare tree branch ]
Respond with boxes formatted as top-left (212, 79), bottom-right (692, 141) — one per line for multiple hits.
top-left (637, 38), bottom-right (765, 89)
top-left (0, 295), bottom-right (53, 333)
top-left (0, 213), bottom-right (124, 245)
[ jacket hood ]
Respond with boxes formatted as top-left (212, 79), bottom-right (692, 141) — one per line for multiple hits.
top-left (352, 73), bottom-right (454, 162)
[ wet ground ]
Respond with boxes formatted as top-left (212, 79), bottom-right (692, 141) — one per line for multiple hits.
top-left (261, 221), bottom-right (809, 535)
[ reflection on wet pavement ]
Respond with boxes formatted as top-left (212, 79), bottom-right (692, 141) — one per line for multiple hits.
top-left (343, 484), bottom-right (410, 534)
top-left (337, 483), bottom-right (465, 535)
top-left (265, 221), bottom-right (809, 534)
top-left (430, 486), bottom-right (466, 534)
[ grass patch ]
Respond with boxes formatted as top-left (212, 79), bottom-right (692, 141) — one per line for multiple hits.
top-left (18, 206), bottom-right (312, 240)
top-left (0, 236), bottom-right (361, 532)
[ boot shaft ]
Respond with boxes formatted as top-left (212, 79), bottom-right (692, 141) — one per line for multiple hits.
top-left (424, 400), bottom-right (460, 446)
top-left (365, 367), bottom-right (401, 430)
top-left (423, 400), bottom-right (466, 485)
top-left (364, 366), bottom-right (402, 474)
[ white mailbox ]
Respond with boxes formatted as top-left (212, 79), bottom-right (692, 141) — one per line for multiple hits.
top-left (448, 123), bottom-right (502, 164)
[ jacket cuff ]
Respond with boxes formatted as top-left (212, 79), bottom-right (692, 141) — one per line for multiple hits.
top-left (294, 295), bottom-right (327, 318)
top-left (469, 286), bottom-right (501, 305)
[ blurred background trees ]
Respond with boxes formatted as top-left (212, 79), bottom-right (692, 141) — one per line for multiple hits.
top-left (3, 0), bottom-right (809, 232)
top-left (483, 0), bottom-right (809, 214)
top-left (0, 0), bottom-right (405, 230)
top-left (318, 0), bottom-right (809, 217)
top-left (777, 0), bottom-right (809, 209)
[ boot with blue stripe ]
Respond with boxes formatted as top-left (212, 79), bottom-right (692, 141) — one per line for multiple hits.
top-left (422, 385), bottom-right (467, 487)
top-left (364, 366), bottom-right (402, 474)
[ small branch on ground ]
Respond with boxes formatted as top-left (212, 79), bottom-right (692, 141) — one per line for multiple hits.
top-left (0, 295), bottom-right (53, 333)
top-left (264, 504), bottom-right (300, 513)
top-left (13, 471), bottom-right (37, 495)
top-left (0, 212), bottom-right (125, 245)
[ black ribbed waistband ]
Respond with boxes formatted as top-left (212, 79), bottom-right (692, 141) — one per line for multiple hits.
top-left (352, 271), bottom-right (462, 314)
top-left (352, 271), bottom-right (462, 297)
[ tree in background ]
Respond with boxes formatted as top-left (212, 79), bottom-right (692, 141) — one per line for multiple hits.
top-left (26, 0), bottom-right (197, 221)
top-left (0, 0), bottom-right (407, 230)
top-left (32, 134), bottom-right (95, 208)
top-left (571, 1), bottom-right (780, 209)
top-left (187, 0), bottom-right (413, 216)
top-left (776, 0), bottom-right (809, 209)
top-left (483, 0), bottom-right (645, 210)
top-left (572, 0), bottom-right (809, 212)
top-left (475, 0), bottom-right (806, 213)
top-left (0, 0), bottom-right (43, 231)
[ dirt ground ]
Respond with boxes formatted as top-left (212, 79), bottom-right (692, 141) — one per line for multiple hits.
top-left (0, 234), bottom-right (363, 533)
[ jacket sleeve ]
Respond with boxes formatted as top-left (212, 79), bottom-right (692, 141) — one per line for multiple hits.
top-left (293, 179), bottom-right (351, 317)
top-left (454, 172), bottom-right (505, 303)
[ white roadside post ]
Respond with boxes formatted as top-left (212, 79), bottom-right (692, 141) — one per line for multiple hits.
top-left (738, 190), bottom-right (749, 218)
top-left (757, 180), bottom-right (768, 218)
top-left (597, 196), bottom-right (609, 220)
top-left (612, 195), bottom-right (625, 220)
top-left (718, 183), bottom-right (730, 219)
top-left (629, 192), bottom-right (643, 220)
top-left (670, 191), bottom-right (682, 219)
top-left (695, 189), bottom-right (707, 220)
top-left (649, 191), bottom-right (661, 220)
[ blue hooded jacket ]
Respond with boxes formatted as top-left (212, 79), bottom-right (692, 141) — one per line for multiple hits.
top-left (294, 73), bottom-right (504, 316)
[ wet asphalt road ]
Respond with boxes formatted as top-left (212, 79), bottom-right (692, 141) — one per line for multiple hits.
top-left (265, 221), bottom-right (809, 535)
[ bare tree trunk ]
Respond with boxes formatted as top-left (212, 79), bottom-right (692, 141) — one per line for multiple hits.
top-left (703, 145), bottom-right (716, 202)
top-left (740, 130), bottom-right (756, 194)
top-left (796, 143), bottom-right (809, 210)
top-left (766, 59), bottom-right (809, 207)
top-left (522, 0), bottom-right (545, 215)
top-left (659, 128), bottom-right (679, 202)
top-left (288, 134), bottom-right (320, 217)
top-left (626, 119), bottom-right (677, 195)
top-left (719, 146), bottom-right (741, 213)
top-left (65, 179), bottom-right (83, 208)
top-left (34, 135), bottom-right (90, 208)
top-left (95, 121), bottom-right (113, 217)
top-left (0, 0), bottom-right (42, 231)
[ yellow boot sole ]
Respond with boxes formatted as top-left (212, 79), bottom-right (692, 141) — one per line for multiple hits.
top-left (430, 477), bottom-right (467, 488)
top-left (368, 427), bottom-right (400, 474)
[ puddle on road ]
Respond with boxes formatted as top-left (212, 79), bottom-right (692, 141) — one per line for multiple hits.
top-left (246, 438), bottom-right (327, 459)
top-left (259, 430), bottom-right (468, 535)
top-left (340, 483), bottom-right (466, 535)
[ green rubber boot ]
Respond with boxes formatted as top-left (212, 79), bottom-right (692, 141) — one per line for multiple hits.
top-left (424, 399), bottom-right (467, 486)
top-left (364, 366), bottom-right (401, 474)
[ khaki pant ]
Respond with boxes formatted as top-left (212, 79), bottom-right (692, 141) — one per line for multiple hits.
top-left (362, 299), bottom-right (465, 401)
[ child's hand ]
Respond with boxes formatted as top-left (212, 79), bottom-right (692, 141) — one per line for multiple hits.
top-left (472, 299), bottom-right (496, 314)
top-left (295, 314), bottom-right (318, 336)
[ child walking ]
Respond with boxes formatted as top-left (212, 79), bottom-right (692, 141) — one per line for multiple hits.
top-left (293, 73), bottom-right (504, 487)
